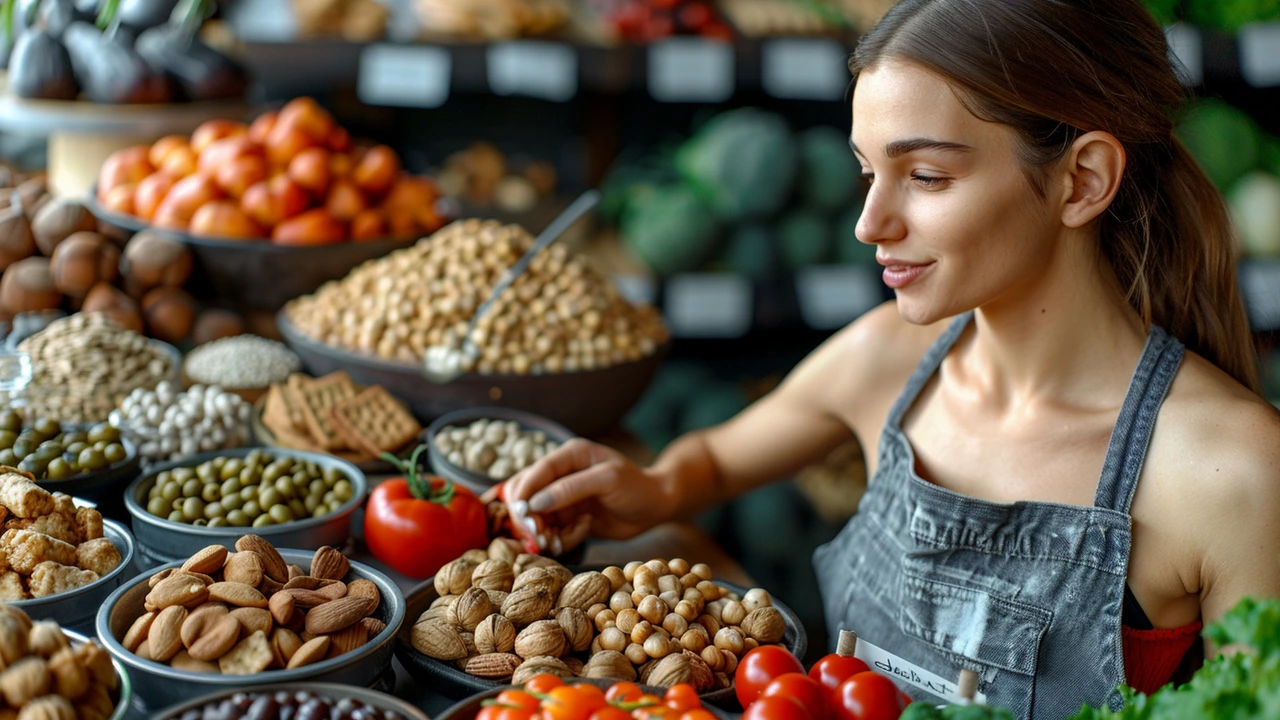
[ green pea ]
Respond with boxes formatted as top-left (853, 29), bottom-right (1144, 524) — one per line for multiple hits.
top-left (243, 500), bottom-right (261, 518)
top-left (334, 480), bottom-right (354, 503)
top-left (168, 510), bottom-right (185, 523)
top-left (182, 497), bottom-right (205, 521)
top-left (258, 487), bottom-right (281, 509)
top-left (201, 484), bottom-right (220, 503)
top-left (182, 479), bottom-right (201, 498)
top-left (161, 482), bottom-right (181, 503)
top-left (304, 495), bottom-right (321, 513)
top-left (226, 509), bottom-right (249, 527)
top-left (207, 517), bottom-right (228, 527)
top-left (204, 502), bottom-right (224, 519)
top-left (252, 514), bottom-right (275, 528)
top-left (221, 492), bottom-right (244, 511)
top-left (268, 505), bottom-right (294, 524)
top-left (0, 430), bottom-right (18, 449)
top-left (148, 496), bottom-right (169, 516)
top-left (288, 498), bottom-right (307, 519)
top-left (46, 458), bottom-right (72, 480)
top-left (221, 478), bottom-right (242, 497)
top-left (274, 477), bottom-right (295, 499)
top-left (104, 444), bottom-right (127, 464)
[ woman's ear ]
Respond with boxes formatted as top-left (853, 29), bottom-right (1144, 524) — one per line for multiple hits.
top-left (1060, 131), bottom-right (1126, 229)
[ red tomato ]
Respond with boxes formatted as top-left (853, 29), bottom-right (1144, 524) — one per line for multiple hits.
top-left (525, 674), bottom-right (566, 694)
top-left (663, 685), bottom-right (701, 713)
top-left (363, 446), bottom-right (488, 579)
top-left (590, 708), bottom-right (633, 720)
top-left (735, 645), bottom-right (807, 708)
top-left (762, 674), bottom-right (830, 720)
top-left (809, 654), bottom-right (872, 705)
top-left (497, 691), bottom-right (541, 712)
top-left (606, 683), bottom-right (644, 704)
top-left (834, 672), bottom-right (907, 720)
top-left (742, 696), bottom-right (810, 720)
top-left (677, 712), bottom-right (718, 720)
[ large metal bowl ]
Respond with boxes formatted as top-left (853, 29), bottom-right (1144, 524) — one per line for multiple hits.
top-left (63, 627), bottom-right (133, 720)
top-left (426, 406), bottom-right (576, 496)
top-left (434, 678), bottom-right (735, 720)
top-left (12, 519), bottom-right (137, 634)
top-left (278, 311), bottom-right (669, 437)
top-left (123, 447), bottom-right (367, 567)
top-left (96, 548), bottom-right (406, 713)
top-left (395, 571), bottom-right (807, 707)
top-left (153, 682), bottom-right (429, 720)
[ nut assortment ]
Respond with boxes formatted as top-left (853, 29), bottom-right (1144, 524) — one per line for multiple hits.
top-left (16, 313), bottom-right (175, 424)
top-left (433, 419), bottom-right (561, 480)
top-left (0, 412), bottom-right (128, 481)
top-left (171, 689), bottom-right (412, 720)
top-left (184, 336), bottom-right (303, 391)
top-left (0, 605), bottom-right (121, 720)
top-left (285, 219), bottom-right (668, 372)
top-left (110, 382), bottom-right (252, 465)
top-left (0, 472), bottom-right (121, 600)
top-left (261, 372), bottom-right (421, 464)
top-left (409, 548), bottom-right (787, 691)
top-left (122, 536), bottom-right (385, 674)
top-left (141, 449), bottom-right (356, 527)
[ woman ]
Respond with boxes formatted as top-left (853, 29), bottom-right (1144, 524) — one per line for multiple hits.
top-left (504, 0), bottom-right (1280, 716)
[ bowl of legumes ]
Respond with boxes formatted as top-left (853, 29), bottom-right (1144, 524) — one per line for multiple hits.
top-left (123, 447), bottom-right (366, 567)
top-left (182, 335), bottom-right (304, 405)
top-left (426, 406), bottom-right (575, 495)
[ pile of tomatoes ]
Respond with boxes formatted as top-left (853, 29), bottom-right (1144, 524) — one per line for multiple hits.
top-left (736, 646), bottom-right (910, 720)
top-left (477, 675), bottom-right (713, 720)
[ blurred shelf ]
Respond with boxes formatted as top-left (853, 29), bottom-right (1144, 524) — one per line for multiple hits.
top-left (1241, 258), bottom-right (1280, 331)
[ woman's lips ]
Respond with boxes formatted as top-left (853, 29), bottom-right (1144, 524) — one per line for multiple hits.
top-left (880, 261), bottom-right (934, 289)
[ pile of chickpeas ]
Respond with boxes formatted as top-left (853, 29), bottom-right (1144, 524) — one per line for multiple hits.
top-left (142, 450), bottom-right (357, 527)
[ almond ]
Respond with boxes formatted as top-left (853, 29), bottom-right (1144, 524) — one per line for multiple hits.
top-left (269, 592), bottom-right (296, 626)
top-left (285, 636), bottom-right (330, 670)
top-left (283, 588), bottom-right (331, 609)
top-left (208, 582), bottom-right (269, 608)
top-left (223, 552), bottom-right (264, 588)
top-left (360, 617), bottom-right (387, 637)
top-left (288, 564), bottom-right (305, 581)
top-left (171, 650), bottom-right (219, 674)
top-left (182, 545), bottom-right (228, 576)
top-left (181, 604), bottom-right (229, 649)
top-left (122, 612), bottom-right (155, 652)
top-left (219, 630), bottom-right (273, 675)
top-left (465, 653), bottom-right (521, 680)
top-left (285, 577), bottom-right (346, 600)
top-left (148, 569), bottom-right (174, 589)
top-left (304, 595), bottom-right (377, 635)
top-left (271, 628), bottom-right (303, 668)
top-left (310, 546), bottom-right (349, 581)
top-left (260, 573), bottom-right (285, 596)
top-left (230, 608), bottom-right (273, 636)
top-left (147, 575), bottom-right (209, 610)
top-left (188, 614), bottom-right (241, 662)
top-left (235, 536), bottom-right (287, 582)
top-left (326, 623), bottom-right (368, 658)
top-left (348, 579), bottom-right (381, 605)
top-left (173, 570), bottom-right (216, 586)
top-left (147, 606), bottom-right (187, 662)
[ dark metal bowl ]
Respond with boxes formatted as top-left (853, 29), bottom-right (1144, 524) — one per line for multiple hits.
top-left (426, 406), bottom-right (576, 496)
top-left (277, 311), bottom-right (669, 437)
top-left (33, 435), bottom-right (141, 510)
top-left (395, 570), bottom-right (807, 708)
top-left (434, 678), bottom-right (736, 720)
top-left (153, 682), bottom-right (429, 720)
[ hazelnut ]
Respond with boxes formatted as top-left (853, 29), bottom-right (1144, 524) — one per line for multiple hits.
top-left (609, 591), bottom-right (634, 614)
top-left (637, 596), bottom-right (667, 625)
top-left (714, 627), bottom-right (745, 656)
top-left (691, 564), bottom-right (712, 582)
top-left (743, 589), bottom-right (774, 613)
top-left (668, 558), bottom-right (691, 576)
top-left (722, 601), bottom-right (747, 627)
top-left (615, 609), bottom-right (640, 635)
top-left (599, 627), bottom-right (628, 653)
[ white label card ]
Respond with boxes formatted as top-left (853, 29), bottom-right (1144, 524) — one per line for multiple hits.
top-left (648, 39), bottom-right (735, 103)
top-left (612, 274), bottom-right (658, 307)
top-left (487, 42), bottom-right (578, 102)
top-left (358, 45), bottom-right (452, 108)
top-left (796, 265), bottom-right (882, 330)
top-left (1239, 22), bottom-right (1280, 87)
top-left (1240, 260), bottom-right (1280, 331)
top-left (225, 0), bottom-right (297, 41)
top-left (664, 274), bottom-right (752, 338)
top-left (761, 38), bottom-right (849, 101)
top-left (853, 637), bottom-right (989, 706)
top-left (1164, 24), bottom-right (1203, 86)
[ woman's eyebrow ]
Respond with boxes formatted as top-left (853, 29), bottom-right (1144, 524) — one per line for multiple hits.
top-left (848, 137), bottom-right (974, 158)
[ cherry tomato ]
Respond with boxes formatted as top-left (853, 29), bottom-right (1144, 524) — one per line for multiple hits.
top-left (479, 707), bottom-right (535, 720)
top-left (834, 672), bottom-right (907, 720)
top-left (637, 695), bottom-right (663, 707)
top-left (677, 712), bottom-right (718, 720)
top-left (742, 696), bottom-right (810, 720)
top-left (809, 654), bottom-right (872, 706)
top-left (663, 685), bottom-right (702, 713)
top-left (545, 686), bottom-right (607, 720)
top-left (762, 674), bottom-right (830, 720)
top-left (590, 708), bottom-right (633, 720)
top-left (735, 645), bottom-right (807, 708)
top-left (633, 706), bottom-right (673, 720)
top-left (606, 683), bottom-right (644, 704)
top-left (498, 691), bottom-right (541, 713)
top-left (526, 675), bottom-right (566, 694)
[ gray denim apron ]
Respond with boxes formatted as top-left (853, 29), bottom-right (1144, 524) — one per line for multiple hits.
top-left (814, 311), bottom-right (1185, 720)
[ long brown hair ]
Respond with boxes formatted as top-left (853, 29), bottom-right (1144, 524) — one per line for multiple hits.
top-left (853, 0), bottom-right (1260, 393)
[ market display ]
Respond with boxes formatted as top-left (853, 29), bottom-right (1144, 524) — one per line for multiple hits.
top-left (0, 604), bottom-right (121, 719)
top-left (284, 219), bottom-right (669, 372)
top-left (120, 537), bottom-right (386, 673)
top-left (414, 0), bottom-right (570, 40)
top-left (16, 312), bottom-right (175, 424)
top-left (477, 676), bottom-right (713, 720)
top-left (719, 0), bottom-right (851, 37)
top-left (587, 0), bottom-right (734, 42)
top-left (169, 688), bottom-right (414, 720)
top-left (433, 418), bottom-right (561, 481)
top-left (436, 143), bottom-right (558, 215)
top-left (139, 449), bottom-right (357, 527)
top-left (0, 472), bottom-right (122, 600)
top-left (292, 0), bottom-right (392, 41)
top-left (260, 371), bottom-right (422, 463)
top-left (183, 336), bottom-right (302, 392)
top-left (96, 98), bottom-right (447, 244)
top-left (0, 410), bottom-right (128, 481)
top-left (110, 381), bottom-right (253, 464)
top-left (410, 551), bottom-right (787, 691)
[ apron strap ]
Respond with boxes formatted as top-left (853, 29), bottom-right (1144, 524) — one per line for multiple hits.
top-left (885, 311), bottom-right (974, 431)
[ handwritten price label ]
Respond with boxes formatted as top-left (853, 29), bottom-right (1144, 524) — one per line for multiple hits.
top-left (664, 274), bottom-right (753, 338)
top-left (761, 39), bottom-right (848, 101)
top-left (648, 39), bottom-right (735, 103)
top-left (854, 636), bottom-right (989, 705)
top-left (487, 42), bottom-right (578, 101)
top-left (358, 45), bottom-right (452, 108)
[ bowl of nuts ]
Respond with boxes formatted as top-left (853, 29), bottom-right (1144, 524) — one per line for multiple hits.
top-left (153, 682), bottom-right (429, 720)
top-left (393, 549), bottom-right (806, 707)
top-left (426, 407), bottom-right (575, 495)
top-left (0, 605), bottom-right (133, 720)
top-left (96, 538), bottom-right (407, 713)
top-left (123, 448), bottom-right (366, 567)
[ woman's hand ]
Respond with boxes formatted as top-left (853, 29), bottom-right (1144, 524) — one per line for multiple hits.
top-left (500, 438), bottom-right (679, 541)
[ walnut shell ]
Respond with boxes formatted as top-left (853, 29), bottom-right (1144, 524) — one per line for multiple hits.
top-left (513, 554), bottom-right (564, 577)
top-left (511, 655), bottom-right (573, 685)
top-left (141, 286), bottom-right (197, 344)
top-left (514, 619), bottom-right (566, 659)
top-left (501, 585), bottom-right (554, 627)
top-left (435, 558), bottom-right (480, 597)
top-left (648, 650), bottom-right (715, 691)
top-left (512, 566), bottom-right (568, 598)
top-left (583, 650), bottom-right (636, 681)
top-left (475, 613), bottom-right (516, 655)
top-left (740, 607), bottom-right (785, 644)
top-left (81, 283), bottom-right (143, 335)
top-left (0, 206), bottom-right (36, 272)
top-left (449, 587), bottom-right (494, 632)
top-left (487, 538), bottom-right (522, 564)
top-left (411, 620), bottom-right (467, 661)
top-left (558, 572), bottom-right (611, 611)
top-left (556, 607), bottom-right (593, 653)
top-left (471, 559), bottom-right (514, 593)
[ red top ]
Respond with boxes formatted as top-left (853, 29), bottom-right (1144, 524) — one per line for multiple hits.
top-left (1122, 621), bottom-right (1203, 695)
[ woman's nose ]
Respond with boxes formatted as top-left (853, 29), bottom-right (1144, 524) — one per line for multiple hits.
top-left (856, 183), bottom-right (906, 246)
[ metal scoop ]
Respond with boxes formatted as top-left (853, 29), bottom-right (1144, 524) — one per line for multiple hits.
top-left (422, 189), bottom-right (602, 383)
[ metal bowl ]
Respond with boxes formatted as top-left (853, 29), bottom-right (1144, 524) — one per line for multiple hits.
top-left (96, 549), bottom-right (406, 713)
top-left (63, 627), bottom-right (133, 720)
top-left (426, 407), bottom-right (576, 495)
top-left (33, 435), bottom-right (141, 510)
top-left (278, 311), bottom-right (669, 437)
top-left (434, 678), bottom-right (736, 720)
top-left (153, 682), bottom-right (429, 720)
top-left (12, 519), bottom-right (137, 634)
top-left (123, 447), bottom-right (367, 567)
top-left (394, 571), bottom-right (806, 707)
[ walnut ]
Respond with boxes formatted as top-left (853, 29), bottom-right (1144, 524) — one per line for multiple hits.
top-left (556, 607), bottom-right (593, 653)
top-left (411, 621), bottom-right (467, 661)
top-left (557, 572), bottom-right (611, 611)
top-left (512, 566), bottom-right (568, 597)
top-left (514, 620), bottom-right (566, 659)
top-left (501, 585), bottom-right (554, 627)
top-left (647, 650), bottom-right (715, 691)
top-left (449, 587), bottom-right (494, 632)
top-left (0, 657), bottom-right (50, 707)
top-left (16, 693), bottom-right (75, 720)
top-left (434, 558), bottom-right (479, 597)
top-left (46, 647), bottom-right (88, 701)
top-left (583, 650), bottom-right (636, 681)
top-left (741, 607), bottom-right (785, 644)
top-left (511, 656), bottom-right (573, 685)
top-left (471, 559), bottom-right (514, 593)
top-left (475, 614), bottom-right (516, 655)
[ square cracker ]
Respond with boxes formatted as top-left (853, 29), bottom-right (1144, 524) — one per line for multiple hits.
top-left (330, 385), bottom-right (422, 457)
top-left (293, 371), bottom-right (360, 451)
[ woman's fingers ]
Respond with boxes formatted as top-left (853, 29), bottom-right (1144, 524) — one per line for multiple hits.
top-left (527, 461), bottom-right (620, 514)
top-left (505, 439), bottom-right (612, 504)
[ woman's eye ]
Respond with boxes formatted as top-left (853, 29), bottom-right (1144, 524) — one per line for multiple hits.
top-left (859, 172), bottom-right (875, 185)
top-left (912, 174), bottom-right (949, 189)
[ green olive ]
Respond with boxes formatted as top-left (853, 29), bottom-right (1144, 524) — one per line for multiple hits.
top-left (268, 504), bottom-right (293, 523)
top-left (306, 479), bottom-right (326, 497)
top-left (62, 431), bottom-right (88, 446)
top-left (196, 464), bottom-right (217, 483)
top-left (33, 417), bottom-right (60, 437)
top-left (161, 482), bottom-right (181, 503)
top-left (312, 506), bottom-right (329, 519)
top-left (221, 492), bottom-right (244, 511)
top-left (0, 410), bottom-right (22, 433)
top-left (239, 467), bottom-right (258, 486)
top-left (64, 441), bottom-right (88, 456)
top-left (17, 457), bottom-right (45, 477)
top-left (148, 496), bottom-right (169, 516)
top-left (333, 482), bottom-right (353, 504)
top-left (326, 499), bottom-right (343, 514)
top-left (261, 464), bottom-right (282, 486)
top-left (221, 478), bottom-right (242, 497)
top-left (192, 518), bottom-right (208, 526)
top-left (173, 467), bottom-right (196, 484)
top-left (204, 502), bottom-right (224, 519)
top-left (322, 467), bottom-right (342, 485)
top-left (258, 487), bottom-right (281, 509)
top-left (171, 497), bottom-right (184, 511)
top-left (251, 514), bottom-right (274, 528)
top-left (201, 484), bottom-right (220, 503)
top-left (104, 444), bottom-right (126, 464)
top-left (211, 456), bottom-right (226, 471)
top-left (0, 449), bottom-right (16, 466)
top-left (182, 497), bottom-right (205, 520)
top-left (91, 441), bottom-right (108, 452)
top-left (207, 517), bottom-right (228, 528)
top-left (288, 498), bottom-right (307, 519)
top-left (242, 500), bottom-right (261, 518)
top-left (77, 448), bottom-right (107, 472)
top-left (274, 477), bottom-right (295, 499)
top-left (304, 495), bottom-right (321, 513)
top-left (221, 459), bottom-right (243, 480)
top-left (12, 438), bottom-right (35, 458)
top-left (157, 470), bottom-right (173, 485)
top-left (182, 479), bottom-right (201, 498)
top-left (226, 509), bottom-right (249, 527)
top-left (46, 457), bottom-right (73, 480)
top-left (322, 491), bottom-right (336, 506)
top-left (305, 461), bottom-right (320, 476)
top-left (292, 471), bottom-right (310, 488)
top-left (168, 510), bottom-right (185, 523)
top-left (0, 430), bottom-right (17, 449)
top-left (88, 424), bottom-right (120, 443)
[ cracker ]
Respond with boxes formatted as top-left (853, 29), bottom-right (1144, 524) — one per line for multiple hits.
top-left (329, 385), bottom-right (421, 456)
top-left (293, 372), bottom-right (360, 451)
top-left (261, 385), bottom-right (301, 439)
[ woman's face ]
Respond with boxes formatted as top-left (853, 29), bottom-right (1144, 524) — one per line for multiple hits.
top-left (851, 60), bottom-right (1065, 325)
